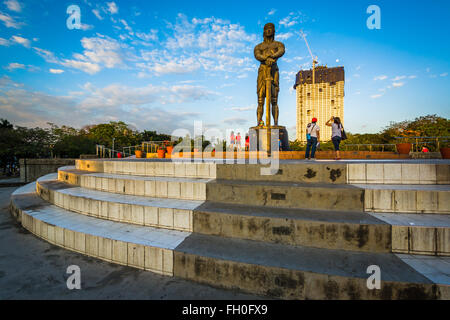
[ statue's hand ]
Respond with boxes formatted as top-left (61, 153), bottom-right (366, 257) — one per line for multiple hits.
top-left (266, 57), bottom-right (275, 66)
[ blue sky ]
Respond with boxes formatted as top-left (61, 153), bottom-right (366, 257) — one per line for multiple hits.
top-left (0, 0), bottom-right (449, 140)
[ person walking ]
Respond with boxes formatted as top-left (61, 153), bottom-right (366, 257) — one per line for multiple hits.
top-left (326, 116), bottom-right (343, 160)
top-left (236, 132), bottom-right (242, 151)
top-left (230, 131), bottom-right (235, 151)
top-left (305, 117), bottom-right (320, 160)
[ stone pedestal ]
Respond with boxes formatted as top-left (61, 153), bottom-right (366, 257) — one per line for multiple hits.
top-left (249, 126), bottom-right (291, 152)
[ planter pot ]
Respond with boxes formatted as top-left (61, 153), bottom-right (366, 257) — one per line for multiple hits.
top-left (157, 149), bottom-right (166, 158)
top-left (166, 146), bottom-right (173, 155)
top-left (396, 143), bottom-right (412, 154)
top-left (135, 150), bottom-right (143, 158)
top-left (440, 147), bottom-right (450, 159)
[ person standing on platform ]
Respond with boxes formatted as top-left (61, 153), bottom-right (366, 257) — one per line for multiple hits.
top-left (245, 134), bottom-right (250, 151)
top-left (305, 117), bottom-right (320, 160)
top-left (326, 116), bottom-right (343, 160)
top-left (230, 131), bottom-right (235, 151)
top-left (236, 132), bottom-right (242, 151)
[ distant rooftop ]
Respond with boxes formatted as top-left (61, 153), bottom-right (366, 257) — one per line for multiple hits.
top-left (293, 66), bottom-right (345, 89)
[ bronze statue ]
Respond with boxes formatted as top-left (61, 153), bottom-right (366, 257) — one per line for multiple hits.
top-left (254, 23), bottom-right (285, 126)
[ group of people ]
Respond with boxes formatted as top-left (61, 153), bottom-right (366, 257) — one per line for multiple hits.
top-left (230, 132), bottom-right (250, 151)
top-left (305, 116), bottom-right (344, 161)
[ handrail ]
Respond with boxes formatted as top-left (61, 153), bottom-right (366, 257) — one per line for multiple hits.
top-left (97, 141), bottom-right (176, 158)
top-left (343, 144), bottom-right (396, 152)
top-left (96, 145), bottom-right (122, 158)
top-left (394, 136), bottom-right (450, 152)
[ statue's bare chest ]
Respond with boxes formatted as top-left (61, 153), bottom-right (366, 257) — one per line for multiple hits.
top-left (257, 42), bottom-right (282, 54)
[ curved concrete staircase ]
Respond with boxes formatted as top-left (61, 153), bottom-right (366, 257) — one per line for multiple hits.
top-left (10, 159), bottom-right (450, 299)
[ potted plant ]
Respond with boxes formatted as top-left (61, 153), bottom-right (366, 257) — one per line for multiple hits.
top-left (395, 129), bottom-right (418, 154)
top-left (440, 140), bottom-right (450, 159)
top-left (157, 146), bottom-right (166, 158)
top-left (135, 149), bottom-right (143, 158)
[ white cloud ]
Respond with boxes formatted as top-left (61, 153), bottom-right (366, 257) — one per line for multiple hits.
top-left (135, 29), bottom-right (158, 42)
top-left (279, 12), bottom-right (307, 28)
top-left (409, 75), bottom-right (417, 79)
top-left (268, 9), bottom-right (276, 15)
top-left (5, 62), bottom-right (25, 71)
top-left (120, 19), bottom-right (133, 34)
top-left (80, 23), bottom-right (94, 31)
top-left (229, 105), bottom-right (254, 111)
top-left (61, 59), bottom-right (101, 75)
top-left (374, 75), bottom-right (387, 81)
top-left (92, 9), bottom-right (103, 20)
top-left (0, 77), bottom-right (214, 132)
top-left (392, 82), bottom-right (405, 88)
top-left (11, 35), bottom-right (30, 47)
top-left (105, 2), bottom-right (118, 15)
top-left (0, 11), bottom-right (21, 28)
top-left (136, 15), bottom-right (256, 76)
top-left (370, 93), bottom-right (383, 99)
top-left (392, 75), bottom-right (406, 81)
top-left (440, 72), bottom-right (448, 77)
top-left (277, 32), bottom-right (293, 40)
top-left (223, 117), bottom-right (249, 125)
top-left (4, 0), bottom-right (21, 12)
top-left (49, 69), bottom-right (64, 74)
top-left (33, 47), bottom-right (58, 63)
top-left (0, 37), bottom-right (10, 46)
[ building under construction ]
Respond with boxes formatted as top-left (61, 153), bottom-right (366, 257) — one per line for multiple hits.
top-left (293, 66), bottom-right (345, 142)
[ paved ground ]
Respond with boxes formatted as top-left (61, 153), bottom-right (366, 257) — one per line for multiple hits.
top-left (0, 187), bottom-right (263, 300)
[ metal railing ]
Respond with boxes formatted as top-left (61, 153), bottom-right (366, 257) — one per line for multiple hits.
top-left (394, 136), bottom-right (450, 152)
top-left (342, 144), bottom-right (396, 152)
top-left (97, 141), bottom-right (176, 158)
top-left (96, 145), bottom-right (122, 158)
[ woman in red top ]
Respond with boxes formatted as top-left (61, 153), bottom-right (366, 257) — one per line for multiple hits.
top-left (236, 132), bottom-right (242, 151)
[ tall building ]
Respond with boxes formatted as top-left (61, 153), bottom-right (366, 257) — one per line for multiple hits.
top-left (294, 66), bottom-right (345, 142)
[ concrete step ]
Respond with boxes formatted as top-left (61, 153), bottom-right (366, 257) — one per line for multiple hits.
top-left (207, 179), bottom-right (366, 211)
top-left (361, 184), bottom-right (450, 214)
top-left (10, 183), bottom-right (450, 300)
top-left (174, 233), bottom-right (449, 300)
top-left (10, 183), bottom-right (189, 276)
top-left (194, 202), bottom-right (450, 256)
top-left (194, 202), bottom-right (391, 252)
top-left (75, 159), bottom-right (450, 185)
top-left (75, 160), bottom-right (216, 179)
top-left (370, 212), bottom-right (450, 256)
top-left (37, 174), bottom-right (203, 232)
top-left (58, 167), bottom-right (211, 200)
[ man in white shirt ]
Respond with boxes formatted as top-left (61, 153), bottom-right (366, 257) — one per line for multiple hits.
top-left (305, 117), bottom-right (320, 160)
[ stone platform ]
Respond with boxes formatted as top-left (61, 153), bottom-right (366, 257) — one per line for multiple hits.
top-left (9, 159), bottom-right (450, 299)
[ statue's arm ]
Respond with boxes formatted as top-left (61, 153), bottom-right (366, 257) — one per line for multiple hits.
top-left (271, 42), bottom-right (285, 59)
top-left (254, 45), bottom-right (266, 63)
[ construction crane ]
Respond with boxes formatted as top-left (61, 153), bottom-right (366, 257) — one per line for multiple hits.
top-left (300, 31), bottom-right (319, 119)
top-left (300, 31), bottom-right (318, 85)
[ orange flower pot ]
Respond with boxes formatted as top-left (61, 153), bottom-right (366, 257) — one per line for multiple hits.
top-left (440, 147), bottom-right (450, 159)
top-left (166, 146), bottom-right (173, 155)
top-left (396, 143), bottom-right (412, 154)
top-left (135, 150), bottom-right (143, 158)
top-left (157, 149), bottom-right (166, 158)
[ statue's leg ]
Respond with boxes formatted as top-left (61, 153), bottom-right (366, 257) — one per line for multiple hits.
top-left (257, 71), bottom-right (265, 125)
top-left (271, 86), bottom-right (279, 126)
top-left (272, 70), bottom-right (280, 126)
